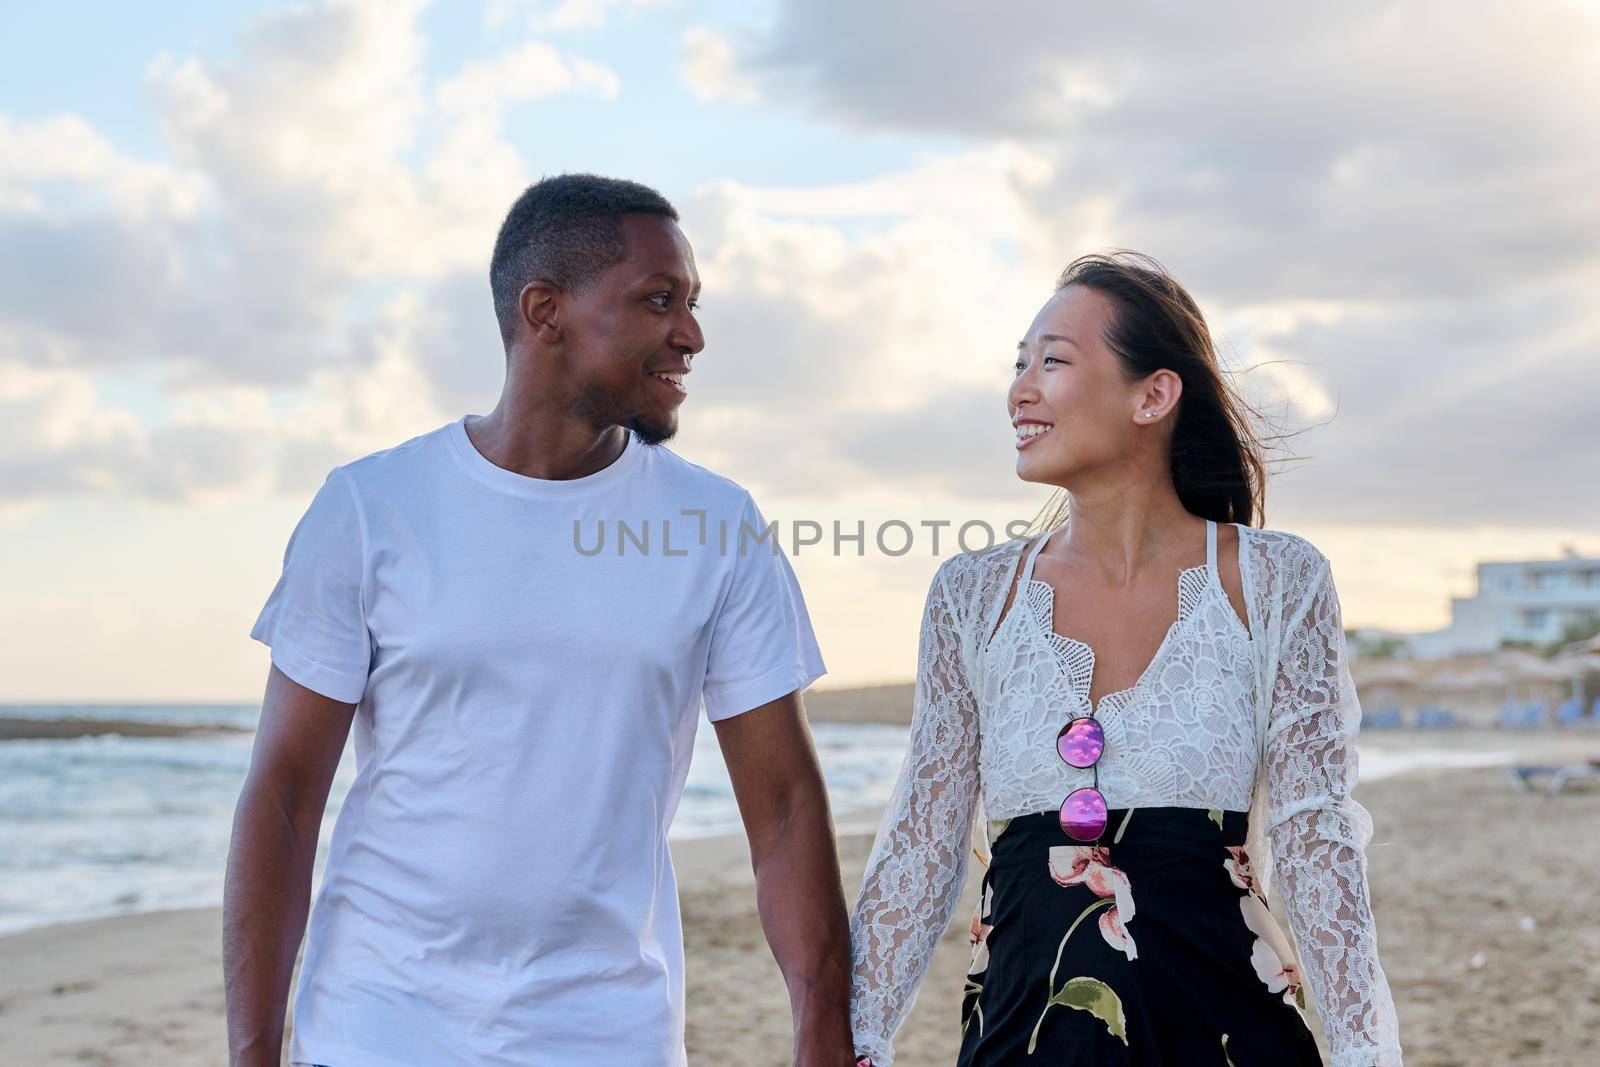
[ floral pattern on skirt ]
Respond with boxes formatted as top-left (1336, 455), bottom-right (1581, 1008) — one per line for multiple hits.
top-left (957, 807), bottom-right (1322, 1066)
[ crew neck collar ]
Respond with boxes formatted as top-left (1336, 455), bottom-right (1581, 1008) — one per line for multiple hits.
top-left (445, 415), bottom-right (644, 498)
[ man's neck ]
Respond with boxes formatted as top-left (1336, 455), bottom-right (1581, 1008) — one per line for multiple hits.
top-left (464, 408), bottom-right (628, 481)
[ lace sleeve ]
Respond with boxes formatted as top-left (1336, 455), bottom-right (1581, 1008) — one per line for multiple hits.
top-left (1265, 549), bottom-right (1403, 1067)
top-left (849, 563), bottom-right (981, 1067)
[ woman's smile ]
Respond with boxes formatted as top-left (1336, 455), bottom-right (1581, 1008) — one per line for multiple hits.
top-left (1014, 418), bottom-right (1055, 450)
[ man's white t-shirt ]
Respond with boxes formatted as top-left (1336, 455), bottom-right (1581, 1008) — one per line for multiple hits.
top-left (249, 416), bottom-right (826, 1067)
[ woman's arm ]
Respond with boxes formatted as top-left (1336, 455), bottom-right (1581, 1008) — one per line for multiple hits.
top-left (1265, 547), bottom-right (1403, 1067)
top-left (849, 563), bottom-right (982, 1067)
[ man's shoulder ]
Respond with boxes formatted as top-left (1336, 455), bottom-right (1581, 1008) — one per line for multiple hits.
top-left (337, 422), bottom-right (452, 487)
top-left (640, 441), bottom-right (755, 509)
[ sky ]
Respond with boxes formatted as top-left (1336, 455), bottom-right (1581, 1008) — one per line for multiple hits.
top-left (2, 0), bottom-right (1598, 702)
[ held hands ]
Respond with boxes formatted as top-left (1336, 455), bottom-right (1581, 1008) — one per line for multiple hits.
top-left (785, 1050), bottom-right (861, 1067)
top-left (789, 1040), bottom-right (864, 1067)
top-left (792, 1046), bottom-right (863, 1067)
top-left (788, 1022), bottom-right (860, 1067)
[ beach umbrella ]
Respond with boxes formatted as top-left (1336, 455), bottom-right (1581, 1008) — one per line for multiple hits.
top-left (1497, 651), bottom-right (1579, 682)
top-left (1546, 653), bottom-right (1595, 699)
top-left (1351, 660), bottom-right (1421, 688)
top-left (1495, 650), bottom-right (1586, 704)
top-left (1510, 655), bottom-right (1587, 681)
top-left (1431, 664), bottom-right (1508, 691)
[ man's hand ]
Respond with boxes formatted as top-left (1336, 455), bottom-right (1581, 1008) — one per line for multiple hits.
top-left (223, 666), bottom-right (355, 1067)
top-left (714, 690), bottom-right (857, 1067)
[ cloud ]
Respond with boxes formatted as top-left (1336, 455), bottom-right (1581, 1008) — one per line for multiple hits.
top-left (0, 1), bottom-right (446, 393)
top-left (1, 0), bottom-right (618, 391)
top-left (147, 0), bottom-right (434, 281)
top-left (733, 1), bottom-right (1600, 302)
top-left (0, 0), bottom-right (630, 505)
top-left (0, 113), bottom-right (206, 218)
top-left (5, 0), bottom-right (1595, 537)
top-left (681, 28), bottom-right (760, 105)
top-left (1252, 283), bottom-right (1600, 527)
top-left (377, 268), bottom-right (508, 423)
top-left (486, 0), bottom-right (668, 34)
top-left (0, 360), bottom-right (275, 510)
top-left (435, 40), bottom-right (620, 114)
top-left (680, 0), bottom-right (1600, 528)
top-left (0, 362), bottom-right (142, 506)
top-left (664, 149), bottom-right (1059, 503)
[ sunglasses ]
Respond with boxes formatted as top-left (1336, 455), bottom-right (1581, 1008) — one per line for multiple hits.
top-left (1055, 715), bottom-right (1107, 842)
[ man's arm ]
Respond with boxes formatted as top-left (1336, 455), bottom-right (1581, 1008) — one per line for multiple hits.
top-left (223, 665), bottom-right (356, 1067)
top-left (714, 690), bottom-right (857, 1067)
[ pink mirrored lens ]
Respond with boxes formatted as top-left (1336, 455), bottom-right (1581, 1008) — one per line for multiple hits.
top-left (1059, 787), bottom-right (1108, 842)
top-left (1057, 717), bottom-right (1105, 768)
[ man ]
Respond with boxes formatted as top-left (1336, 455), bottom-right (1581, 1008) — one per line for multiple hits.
top-left (225, 174), bottom-right (856, 1067)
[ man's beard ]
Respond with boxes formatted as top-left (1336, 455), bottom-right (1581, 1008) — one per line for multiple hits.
top-left (627, 411), bottom-right (676, 446)
top-left (570, 384), bottom-right (676, 446)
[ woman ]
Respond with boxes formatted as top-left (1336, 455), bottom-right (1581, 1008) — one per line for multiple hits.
top-left (849, 253), bottom-right (1401, 1066)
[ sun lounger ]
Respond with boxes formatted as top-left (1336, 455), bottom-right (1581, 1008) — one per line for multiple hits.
top-left (1415, 706), bottom-right (1457, 729)
top-left (1362, 707), bottom-right (1402, 730)
top-left (1548, 761), bottom-right (1600, 792)
top-left (1508, 759), bottom-right (1600, 794)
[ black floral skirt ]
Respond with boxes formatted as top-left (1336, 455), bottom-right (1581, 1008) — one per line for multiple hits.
top-left (957, 808), bottom-right (1322, 1066)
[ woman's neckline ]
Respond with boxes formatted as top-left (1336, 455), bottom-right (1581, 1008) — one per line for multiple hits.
top-left (1010, 519), bottom-right (1249, 713)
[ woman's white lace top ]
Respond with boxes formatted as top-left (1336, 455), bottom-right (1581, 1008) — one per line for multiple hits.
top-left (848, 521), bottom-right (1402, 1067)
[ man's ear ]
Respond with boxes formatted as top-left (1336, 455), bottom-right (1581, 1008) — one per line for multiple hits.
top-left (519, 281), bottom-right (562, 344)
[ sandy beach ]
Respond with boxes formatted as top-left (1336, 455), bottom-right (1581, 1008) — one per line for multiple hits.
top-left (2, 729), bottom-right (1597, 1066)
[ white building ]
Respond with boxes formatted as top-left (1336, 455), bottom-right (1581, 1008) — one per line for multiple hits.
top-left (1410, 547), bottom-right (1600, 658)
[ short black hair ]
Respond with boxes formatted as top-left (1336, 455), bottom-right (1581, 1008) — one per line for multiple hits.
top-left (489, 173), bottom-right (679, 346)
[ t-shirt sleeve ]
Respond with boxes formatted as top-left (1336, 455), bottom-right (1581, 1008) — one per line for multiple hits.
top-left (248, 468), bottom-right (372, 704)
top-left (701, 492), bottom-right (827, 721)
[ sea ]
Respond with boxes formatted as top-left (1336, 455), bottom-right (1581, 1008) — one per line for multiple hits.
top-left (0, 704), bottom-right (1510, 936)
top-left (0, 704), bottom-right (908, 935)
